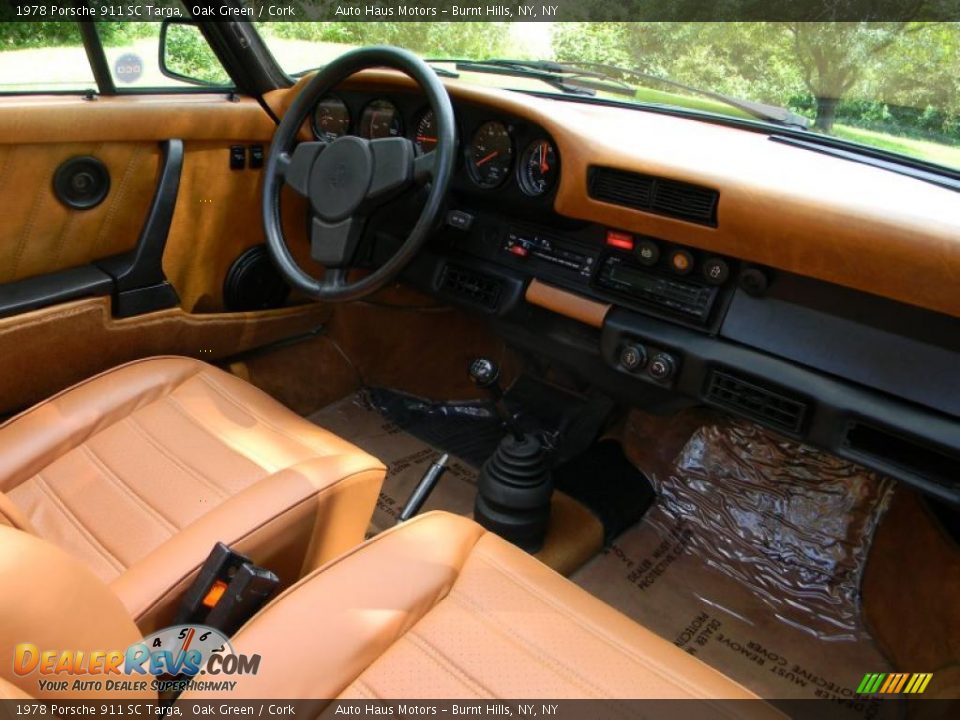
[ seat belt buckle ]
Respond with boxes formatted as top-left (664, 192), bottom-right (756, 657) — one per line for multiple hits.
top-left (174, 542), bottom-right (279, 636)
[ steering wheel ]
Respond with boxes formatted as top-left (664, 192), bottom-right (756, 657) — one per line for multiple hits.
top-left (262, 46), bottom-right (456, 301)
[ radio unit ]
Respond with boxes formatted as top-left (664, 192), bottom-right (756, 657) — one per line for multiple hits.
top-left (596, 255), bottom-right (719, 322)
top-left (502, 229), bottom-right (595, 279)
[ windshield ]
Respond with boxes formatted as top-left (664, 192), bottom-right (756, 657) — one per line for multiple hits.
top-left (255, 21), bottom-right (960, 173)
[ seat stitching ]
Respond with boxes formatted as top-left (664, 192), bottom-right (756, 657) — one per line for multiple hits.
top-left (350, 678), bottom-right (379, 699)
top-left (444, 590), bottom-right (603, 699)
top-left (193, 372), bottom-right (326, 457)
top-left (163, 393), bottom-right (282, 473)
top-left (470, 549), bottom-right (740, 705)
top-left (80, 443), bottom-right (179, 532)
top-left (125, 415), bottom-right (229, 499)
top-left (30, 472), bottom-right (125, 572)
top-left (403, 630), bottom-right (491, 698)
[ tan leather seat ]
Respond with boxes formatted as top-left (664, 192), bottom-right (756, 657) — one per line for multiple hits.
top-left (0, 356), bottom-right (385, 630)
top-left (186, 512), bottom-right (772, 706)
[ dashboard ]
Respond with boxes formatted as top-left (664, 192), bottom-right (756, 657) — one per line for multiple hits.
top-left (306, 90), bottom-right (561, 206)
top-left (284, 72), bottom-right (960, 507)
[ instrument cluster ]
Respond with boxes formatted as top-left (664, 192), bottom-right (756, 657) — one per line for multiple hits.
top-left (310, 93), bottom-right (560, 199)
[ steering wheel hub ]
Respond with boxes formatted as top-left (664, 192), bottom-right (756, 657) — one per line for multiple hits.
top-left (310, 137), bottom-right (372, 221)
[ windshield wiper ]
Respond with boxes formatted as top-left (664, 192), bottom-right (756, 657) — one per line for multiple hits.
top-left (426, 58), bottom-right (637, 98)
top-left (428, 58), bottom-right (809, 129)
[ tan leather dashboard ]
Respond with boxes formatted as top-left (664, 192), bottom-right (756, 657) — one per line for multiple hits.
top-left (270, 71), bottom-right (960, 321)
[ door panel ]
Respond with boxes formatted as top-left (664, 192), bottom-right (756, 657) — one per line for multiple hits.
top-left (0, 142), bottom-right (159, 283)
top-left (0, 93), bottom-right (321, 410)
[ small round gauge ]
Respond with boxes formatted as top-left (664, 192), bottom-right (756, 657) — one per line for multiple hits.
top-left (312, 95), bottom-right (350, 141)
top-left (413, 109), bottom-right (438, 155)
top-left (466, 121), bottom-right (513, 189)
top-left (359, 99), bottom-right (403, 139)
top-left (518, 139), bottom-right (559, 196)
top-left (136, 624), bottom-right (233, 677)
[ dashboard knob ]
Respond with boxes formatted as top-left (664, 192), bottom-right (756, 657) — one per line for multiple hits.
top-left (702, 257), bottom-right (730, 285)
top-left (635, 239), bottom-right (660, 266)
top-left (619, 344), bottom-right (647, 372)
top-left (648, 353), bottom-right (676, 381)
top-left (669, 249), bottom-right (694, 275)
top-left (739, 267), bottom-right (770, 296)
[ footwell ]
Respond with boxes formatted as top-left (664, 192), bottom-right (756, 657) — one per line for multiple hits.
top-left (573, 409), bottom-right (896, 712)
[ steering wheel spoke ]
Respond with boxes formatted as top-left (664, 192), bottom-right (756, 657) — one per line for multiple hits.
top-left (322, 267), bottom-right (348, 289)
top-left (311, 214), bottom-right (366, 268)
top-left (414, 150), bottom-right (437, 184)
top-left (368, 137), bottom-right (416, 200)
top-left (282, 141), bottom-right (327, 196)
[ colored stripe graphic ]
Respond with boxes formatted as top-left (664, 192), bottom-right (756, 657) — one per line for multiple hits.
top-left (858, 672), bottom-right (933, 694)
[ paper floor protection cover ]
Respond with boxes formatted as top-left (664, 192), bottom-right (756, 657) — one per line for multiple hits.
top-left (310, 390), bottom-right (479, 533)
top-left (574, 410), bottom-right (896, 713)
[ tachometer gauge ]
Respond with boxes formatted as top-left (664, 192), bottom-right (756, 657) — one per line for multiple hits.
top-left (466, 121), bottom-right (513, 189)
top-left (413, 109), bottom-right (438, 154)
top-left (312, 96), bottom-right (350, 141)
top-left (359, 99), bottom-right (403, 139)
top-left (518, 139), bottom-right (559, 196)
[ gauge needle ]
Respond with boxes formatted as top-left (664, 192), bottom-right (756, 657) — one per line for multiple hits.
top-left (477, 150), bottom-right (499, 166)
top-left (175, 627), bottom-right (195, 671)
top-left (539, 143), bottom-right (549, 175)
top-left (417, 136), bottom-right (437, 143)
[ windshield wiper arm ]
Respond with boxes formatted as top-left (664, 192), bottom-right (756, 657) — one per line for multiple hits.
top-left (544, 60), bottom-right (810, 128)
top-left (429, 58), bottom-right (809, 129)
top-left (425, 58), bottom-right (636, 98)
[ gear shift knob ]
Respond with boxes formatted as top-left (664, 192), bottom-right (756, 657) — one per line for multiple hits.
top-left (468, 357), bottom-right (522, 441)
top-left (468, 357), bottom-right (501, 390)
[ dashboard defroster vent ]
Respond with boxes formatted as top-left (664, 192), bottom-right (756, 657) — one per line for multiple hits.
top-left (438, 264), bottom-right (503, 312)
top-left (588, 167), bottom-right (719, 226)
top-left (704, 369), bottom-right (808, 435)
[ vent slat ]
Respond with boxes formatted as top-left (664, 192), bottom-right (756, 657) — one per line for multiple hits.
top-left (704, 369), bottom-right (807, 435)
top-left (589, 167), bottom-right (718, 226)
top-left (438, 264), bottom-right (502, 311)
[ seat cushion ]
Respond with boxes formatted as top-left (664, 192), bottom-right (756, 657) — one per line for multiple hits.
top-left (190, 512), bottom-right (774, 708)
top-left (0, 356), bottom-right (385, 630)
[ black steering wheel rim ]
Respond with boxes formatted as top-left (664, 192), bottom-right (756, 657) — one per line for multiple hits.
top-left (262, 46), bottom-right (457, 301)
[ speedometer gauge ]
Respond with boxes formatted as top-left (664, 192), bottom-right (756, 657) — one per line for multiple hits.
top-left (413, 109), bottom-right (438, 154)
top-left (466, 121), bottom-right (513, 189)
top-left (359, 99), bottom-right (403, 139)
top-left (518, 139), bottom-right (558, 196)
top-left (312, 96), bottom-right (350, 141)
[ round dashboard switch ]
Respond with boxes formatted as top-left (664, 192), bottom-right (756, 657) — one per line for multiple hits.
top-left (635, 239), bottom-right (660, 266)
top-left (648, 353), bottom-right (676, 381)
top-left (702, 257), bottom-right (730, 285)
top-left (619, 344), bottom-right (647, 372)
top-left (669, 249), bottom-right (694, 275)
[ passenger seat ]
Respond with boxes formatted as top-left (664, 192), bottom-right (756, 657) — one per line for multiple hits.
top-left (183, 512), bottom-right (775, 706)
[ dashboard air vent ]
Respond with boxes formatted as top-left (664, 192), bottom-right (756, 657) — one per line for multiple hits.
top-left (438, 264), bottom-right (503, 312)
top-left (588, 167), bottom-right (719, 226)
top-left (704, 369), bottom-right (808, 435)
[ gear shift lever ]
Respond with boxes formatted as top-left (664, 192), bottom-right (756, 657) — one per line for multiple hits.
top-left (468, 357), bottom-right (552, 552)
top-left (468, 357), bottom-right (523, 440)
